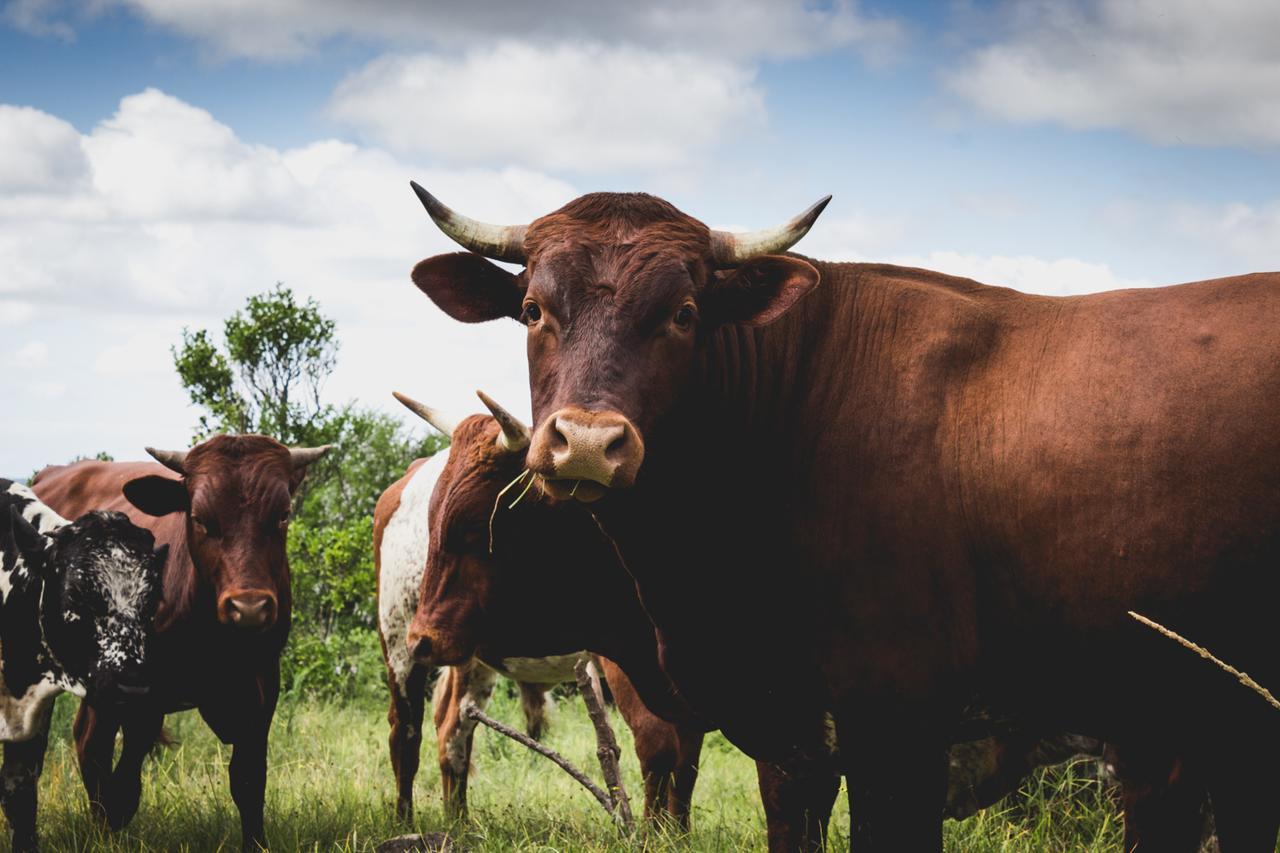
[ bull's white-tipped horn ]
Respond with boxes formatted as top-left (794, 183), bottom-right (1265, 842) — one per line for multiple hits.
top-left (410, 181), bottom-right (528, 264)
top-left (709, 195), bottom-right (832, 266)
top-left (476, 390), bottom-right (531, 453)
top-left (393, 391), bottom-right (459, 438)
top-left (288, 445), bottom-right (332, 469)
top-left (145, 447), bottom-right (188, 475)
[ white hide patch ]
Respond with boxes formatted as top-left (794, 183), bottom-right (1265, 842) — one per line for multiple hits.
top-left (378, 450), bottom-right (450, 693)
top-left (0, 672), bottom-right (61, 742)
top-left (7, 481), bottom-right (68, 533)
top-left (489, 652), bottom-right (589, 685)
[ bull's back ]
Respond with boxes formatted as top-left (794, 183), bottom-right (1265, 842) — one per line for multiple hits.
top-left (32, 461), bottom-right (184, 541)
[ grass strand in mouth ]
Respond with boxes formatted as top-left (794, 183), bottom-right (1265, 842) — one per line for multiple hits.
top-left (489, 469), bottom-right (532, 553)
top-left (508, 471), bottom-right (536, 510)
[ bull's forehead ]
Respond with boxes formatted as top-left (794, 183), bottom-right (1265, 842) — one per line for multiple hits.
top-left (530, 245), bottom-right (698, 318)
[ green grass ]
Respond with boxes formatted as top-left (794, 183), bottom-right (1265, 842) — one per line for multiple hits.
top-left (20, 687), bottom-right (1126, 851)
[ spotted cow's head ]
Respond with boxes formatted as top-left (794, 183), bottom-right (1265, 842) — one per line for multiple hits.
top-left (396, 391), bottom-right (613, 666)
top-left (120, 434), bottom-right (330, 631)
top-left (6, 505), bottom-right (165, 703)
top-left (409, 186), bottom-right (827, 502)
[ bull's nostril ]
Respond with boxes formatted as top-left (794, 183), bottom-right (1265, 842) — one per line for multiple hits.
top-left (409, 635), bottom-right (433, 663)
top-left (550, 418), bottom-right (570, 451)
top-left (605, 431), bottom-right (627, 458)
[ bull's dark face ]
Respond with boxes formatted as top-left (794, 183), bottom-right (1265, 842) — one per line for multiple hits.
top-left (407, 417), bottom-right (509, 666)
top-left (121, 434), bottom-right (329, 631)
top-left (411, 190), bottom-right (825, 502)
top-left (40, 511), bottom-right (165, 703)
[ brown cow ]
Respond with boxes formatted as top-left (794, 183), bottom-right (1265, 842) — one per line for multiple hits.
top-left (408, 186), bottom-right (1280, 851)
top-left (33, 434), bottom-right (329, 850)
top-left (374, 404), bottom-right (714, 830)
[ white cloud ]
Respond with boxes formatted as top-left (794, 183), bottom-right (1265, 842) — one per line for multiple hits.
top-left (1168, 201), bottom-right (1280, 271)
top-left (329, 42), bottom-right (765, 173)
top-left (948, 0), bottom-right (1280, 147)
top-left (889, 251), bottom-right (1155, 296)
top-left (0, 89), bottom-right (575, 475)
top-left (2, 0), bottom-right (74, 40)
top-left (13, 341), bottom-right (47, 368)
top-left (49, 1), bottom-right (900, 63)
top-left (0, 104), bottom-right (88, 193)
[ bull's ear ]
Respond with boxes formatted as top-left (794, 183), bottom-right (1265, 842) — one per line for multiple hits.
top-left (122, 476), bottom-right (189, 517)
top-left (7, 506), bottom-right (50, 575)
top-left (412, 252), bottom-right (525, 323)
top-left (704, 255), bottom-right (820, 327)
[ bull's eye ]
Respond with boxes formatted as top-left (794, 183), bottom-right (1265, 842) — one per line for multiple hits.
top-left (192, 516), bottom-right (219, 538)
top-left (521, 302), bottom-right (542, 325)
top-left (673, 304), bottom-right (696, 329)
top-left (277, 511), bottom-right (291, 532)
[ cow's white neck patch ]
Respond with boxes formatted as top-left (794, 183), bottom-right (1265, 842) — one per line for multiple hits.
top-left (378, 450), bottom-right (450, 692)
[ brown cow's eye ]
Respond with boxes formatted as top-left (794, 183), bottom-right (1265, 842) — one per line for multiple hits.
top-left (521, 302), bottom-right (542, 325)
top-left (192, 516), bottom-right (218, 538)
top-left (277, 511), bottom-right (291, 531)
top-left (673, 304), bottom-right (696, 329)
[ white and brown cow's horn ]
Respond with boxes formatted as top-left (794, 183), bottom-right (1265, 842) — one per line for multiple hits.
top-left (410, 181), bottom-right (528, 265)
top-left (393, 391), bottom-right (459, 438)
top-left (288, 445), bottom-right (332, 469)
top-left (476, 390), bottom-right (531, 453)
top-left (709, 195), bottom-right (833, 267)
top-left (145, 447), bottom-right (188, 475)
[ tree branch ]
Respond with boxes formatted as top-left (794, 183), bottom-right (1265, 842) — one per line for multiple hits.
top-left (462, 705), bottom-right (618, 818)
top-left (576, 657), bottom-right (634, 832)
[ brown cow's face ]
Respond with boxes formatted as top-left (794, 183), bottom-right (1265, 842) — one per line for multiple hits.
top-left (123, 435), bottom-right (326, 630)
top-left (413, 192), bottom-right (821, 503)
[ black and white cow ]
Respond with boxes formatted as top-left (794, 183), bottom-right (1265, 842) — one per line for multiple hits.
top-left (0, 479), bottom-right (165, 851)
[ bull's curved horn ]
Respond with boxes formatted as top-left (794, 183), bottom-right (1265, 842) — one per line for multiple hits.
top-left (288, 445), bottom-right (332, 470)
top-left (476, 390), bottom-right (531, 453)
top-left (410, 181), bottom-right (528, 264)
top-left (393, 391), bottom-right (459, 438)
top-left (709, 195), bottom-right (832, 266)
top-left (145, 447), bottom-right (188, 475)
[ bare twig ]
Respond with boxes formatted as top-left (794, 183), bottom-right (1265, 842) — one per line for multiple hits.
top-left (462, 705), bottom-right (616, 817)
top-left (575, 657), bottom-right (635, 832)
top-left (1128, 610), bottom-right (1280, 713)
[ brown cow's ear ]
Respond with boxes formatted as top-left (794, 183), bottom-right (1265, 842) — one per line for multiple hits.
top-left (412, 252), bottom-right (525, 323)
top-left (705, 255), bottom-right (820, 327)
top-left (122, 476), bottom-right (189, 517)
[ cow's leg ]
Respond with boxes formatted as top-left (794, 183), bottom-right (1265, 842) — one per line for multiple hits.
top-left (72, 700), bottom-right (119, 825)
top-left (840, 712), bottom-right (946, 852)
top-left (1106, 741), bottom-right (1206, 852)
top-left (518, 682), bottom-right (549, 741)
top-left (104, 710), bottom-right (165, 830)
top-left (1, 717), bottom-right (51, 852)
top-left (602, 655), bottom-right (706, 828)
top-left (227, 671), bottom-right (279, 851)
top-left (756, 760), bottom-right (841, 853)
top-left (387, 663), bottom-right (431, 820)
top-left (1204, 749), bottom-right (1280, 853)
top-left (433, 662), bottom-right (497, 817)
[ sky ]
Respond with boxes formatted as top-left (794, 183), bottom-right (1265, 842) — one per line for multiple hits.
top-left (2, 0), bottom-right (1278, 477)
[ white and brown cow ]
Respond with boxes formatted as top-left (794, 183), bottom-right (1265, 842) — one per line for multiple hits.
top-left (0, 479), bottom-right (164, 851)
top-left (375, 404), bottom-right (705, 826)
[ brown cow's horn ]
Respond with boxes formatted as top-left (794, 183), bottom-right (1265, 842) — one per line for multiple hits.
top-left (145, 447), bottom-right (188, 475)
top-left (288, 445), bottom-right (332, 469)
top-left (410, 181), bottom-right (528, 265)
top-left (476, 390), bottom-right (531, 453)
top-left (393, 391), bottom-right (459, 438)
top-left (709, 195), bottom-right (833, 266)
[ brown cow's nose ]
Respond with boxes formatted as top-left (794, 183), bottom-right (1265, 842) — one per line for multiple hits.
top-left (528, 407), bottom-right (644, 496)
top-left (408, 633), bottom-right (433, 664)
top-left (219, 590), bottom-right (277, 629)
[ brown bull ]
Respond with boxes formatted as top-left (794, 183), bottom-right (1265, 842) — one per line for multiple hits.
top-left (33, 434), bottom-right (329, 850)
top-left (410, 186), bottom-right (1280, 851)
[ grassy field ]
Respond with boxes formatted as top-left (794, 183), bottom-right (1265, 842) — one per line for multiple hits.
top-left (22, 685), bottom-right (1126, 852)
